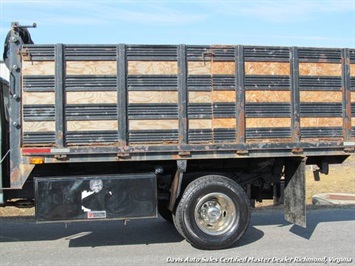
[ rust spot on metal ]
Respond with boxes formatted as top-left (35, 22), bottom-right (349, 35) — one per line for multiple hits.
top-left (21, 48), bottom-right (31, 61)
top-left (237, 109), bottom-right (245, 142)
top-left (246, 138), bottom-right (293, 144)
top-left (178, 151), bottom-right (191, 157)
top-left (57, 130), bottom-right (63, 141)
top-left (10, 167), bottom-right (22, 185)
top-left (117, 153), bottom-right (130, 159)
top-left (293, 121), bottom-right (301, 140)
top-left (236, 150), bottom-right (248, 155)
top-left (292, 148), bottom-right (304, 154)
top-left (10, 162), bottom-right (35, 188)
top-left (171, 154), bottom-right (181, 160)
top-left (301, 137), bottom-right (343, 142)
top-left (54, 154), bottom-right (67, 161)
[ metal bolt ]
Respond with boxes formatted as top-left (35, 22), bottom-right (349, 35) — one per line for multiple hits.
top-left (13, 94), bottom-right (20, 101)
top-left (12, 122), bottom-right (19, 127)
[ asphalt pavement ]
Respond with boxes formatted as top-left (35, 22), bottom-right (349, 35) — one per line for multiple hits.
top-left (0, 206), bottom-right (354, 266)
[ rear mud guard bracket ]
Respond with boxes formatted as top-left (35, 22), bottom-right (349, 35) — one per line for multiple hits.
top-left (168, 160), bottom-right (187, 211)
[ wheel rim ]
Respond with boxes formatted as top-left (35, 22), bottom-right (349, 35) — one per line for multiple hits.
top-left (194, 192), bottom-right (237, 236)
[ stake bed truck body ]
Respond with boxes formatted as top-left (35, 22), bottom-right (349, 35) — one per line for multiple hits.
top-left (1, 23), bottom-right (354, 249)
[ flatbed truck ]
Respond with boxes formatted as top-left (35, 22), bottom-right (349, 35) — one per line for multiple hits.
top-left (0, 22), bottom-right (354, 249)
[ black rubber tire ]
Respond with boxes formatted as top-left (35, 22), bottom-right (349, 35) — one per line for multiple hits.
top-left (173, 175), bottom-right (250, 250)
top-left (158, 200), bottom-right (173, 223)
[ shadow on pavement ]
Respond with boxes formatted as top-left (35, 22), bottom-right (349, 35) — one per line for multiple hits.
top-left (251, 205), bottom-right (355, 240)
top-left (1, 206), bottom-right (353, 247)
top-left (0, 216), bottom-right (263, 248)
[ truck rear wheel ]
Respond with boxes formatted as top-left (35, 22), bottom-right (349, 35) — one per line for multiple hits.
top-left (173, 175), bottom-right (250, 250)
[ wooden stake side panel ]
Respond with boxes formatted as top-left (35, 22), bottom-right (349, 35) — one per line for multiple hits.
top-left (20, 45), bottom-right (352, 147)
top-left (127, 59), bottom-right (179, 144)
top-left (21, 54), bottom-right (121, 146)
top-left (21, 69), bottom-right (56, 145)
top-left (64, 60), bottom-right (118, 145)
top-left (186, 48), bottom-right (237, 143)
top-left (243, 60), bottom-right (292, 141)
top-left (299, 60), bottom-right (344, 140)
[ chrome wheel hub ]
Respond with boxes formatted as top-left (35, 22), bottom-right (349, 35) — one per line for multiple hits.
top-left (194, 192), bottom-right (237, 236)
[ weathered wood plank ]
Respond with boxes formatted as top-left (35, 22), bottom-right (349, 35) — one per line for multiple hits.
top-left (245, 62), bottom-right (290, 76)
top-left (188, 62), bottom-right (235, 75)
top-left (189, 119), bottom-right (212, 129)
top-left (213, 118), bottom-right (236, 129)
top-left (128, 61), bottom-right (178, 75)
top-left (246, 91), bottom-right (290, 102)
top-left (22, 61), bottom-right (55, 75)
top-left (189, 118), bottom-right (237, 129)
top-left (300, 91), bottom-right (342, 102)
top-left (189, 91), bottom-right (211, 103)
top-left (212, 91), bottom-right (236, 102)
top-left (301, 117), bottom-right (342, 127)
top-left (66, 91), bottom-right (117, 104)
top-left (188, 62), bottom-right (211, 75)
top-left (67, 120), bottom-right (118, 131)
top-left (351, 64), bottom-right (355, 77)
top-left (189, 91), bottom-right (236, 103)
top-left (23, 121), bottom-right (55, 132)
top-left (246, 118), bottom-right (291, 128)
top-left (351, 92), bottom-right (355, 103)
top-left (299, 63), bottom-right (342, 76)
top-left (129, 119), bottom-right (178, 130)
top-left (128, 91), bottom-right (178, 104)
top-left (22, 92), bottom-right (55, 105)
top-left (66, 61), bottom-right (117, 75)
top-left (212, 62), bottom-right (235, 75)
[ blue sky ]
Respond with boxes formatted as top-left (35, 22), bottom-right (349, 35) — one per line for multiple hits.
top-left (0, 0), bottom-right (354, 58)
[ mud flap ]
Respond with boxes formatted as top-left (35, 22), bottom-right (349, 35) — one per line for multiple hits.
top-left (284, 158), bottom-right (306, 227)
